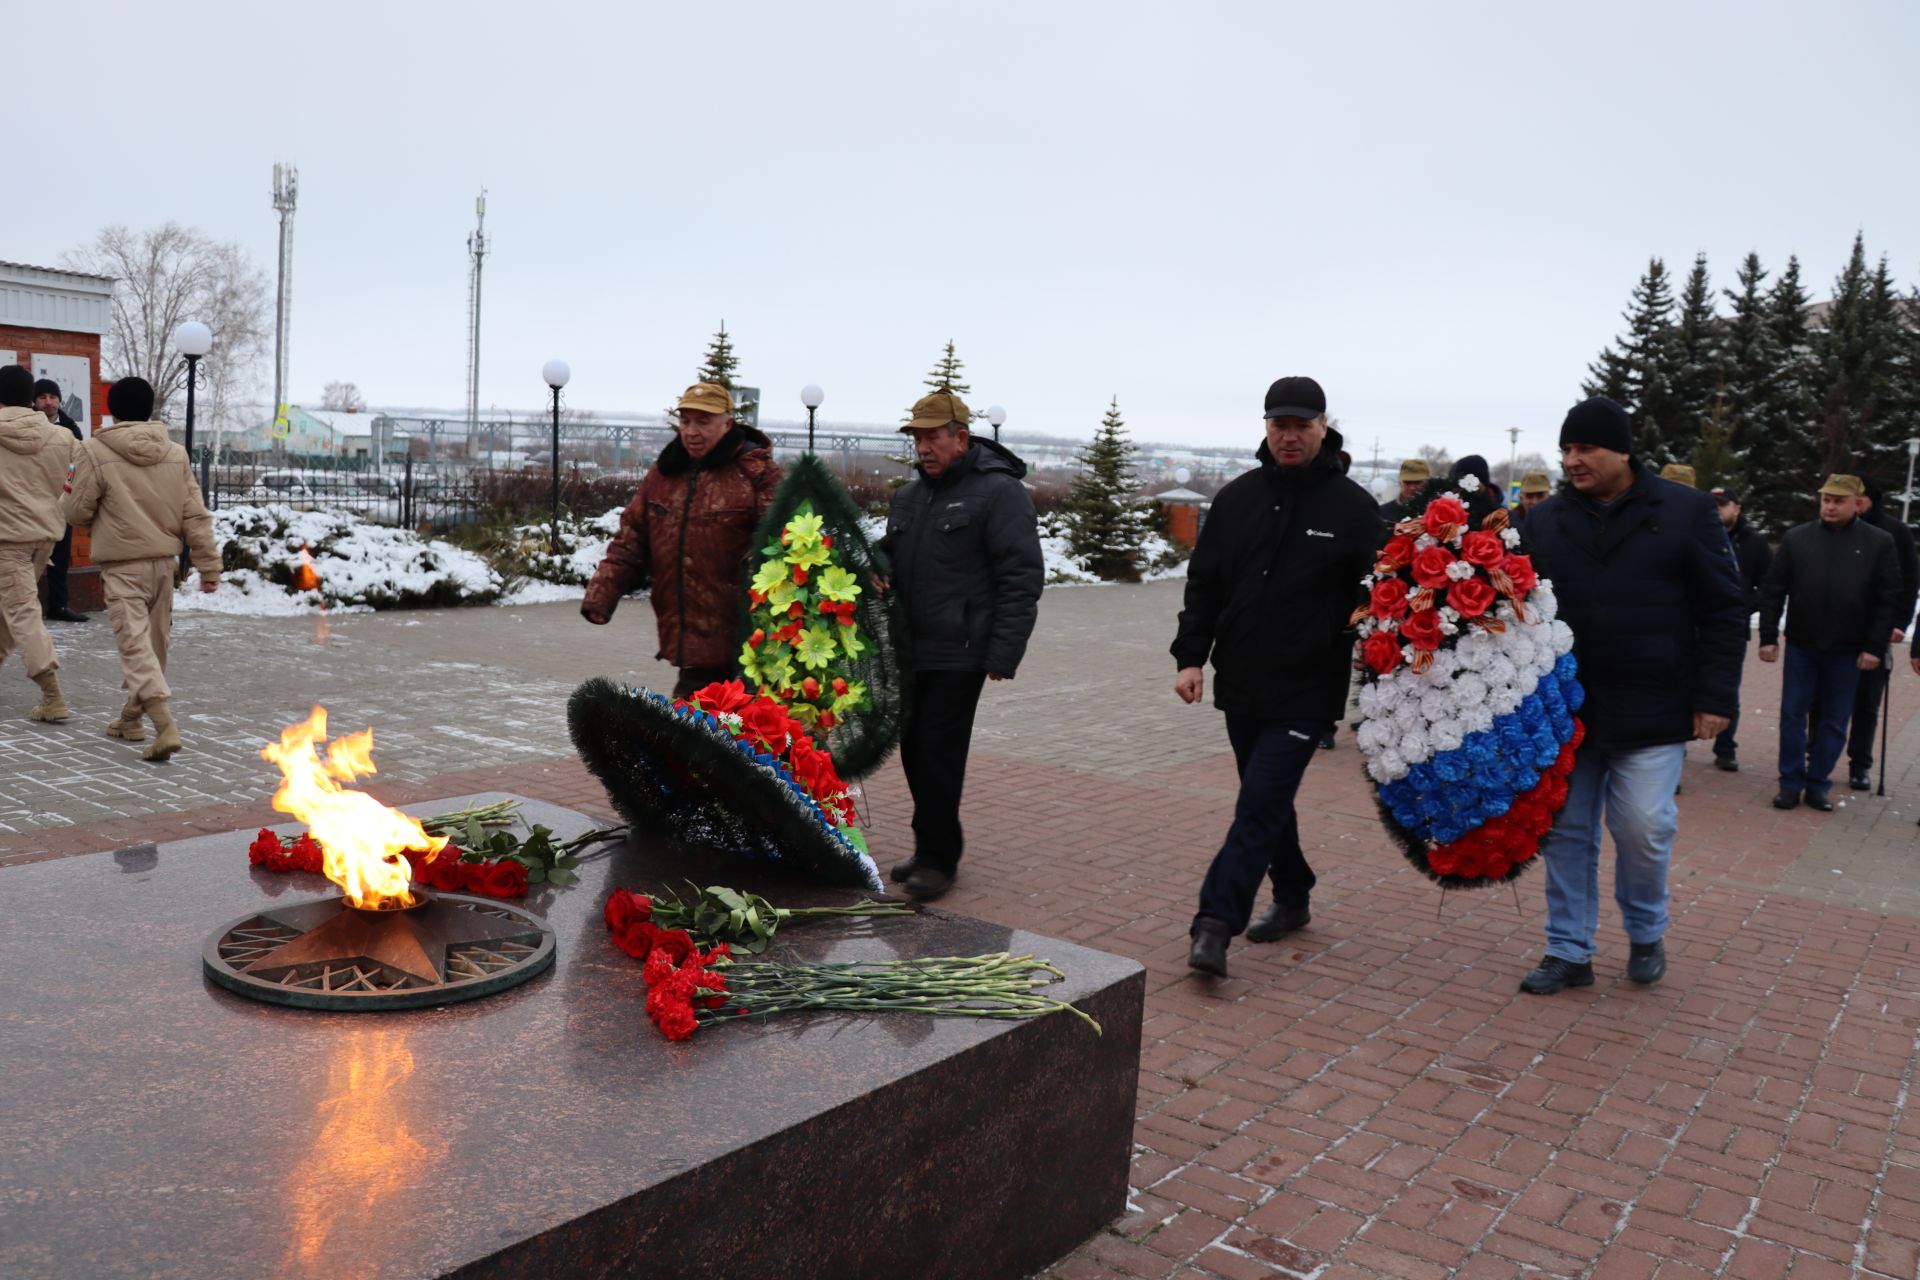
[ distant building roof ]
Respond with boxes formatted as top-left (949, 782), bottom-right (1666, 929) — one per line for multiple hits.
top-left (0, 261), bottom-right (115, 336)
top-left (1152, 487), bottom-right (1208, 503)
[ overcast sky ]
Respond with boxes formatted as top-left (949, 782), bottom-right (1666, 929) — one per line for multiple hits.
top-left (17, 1), bottom-right (1917, 463)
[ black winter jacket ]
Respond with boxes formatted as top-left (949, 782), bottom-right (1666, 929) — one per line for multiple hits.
top-left (1863, 507), bottom-right (1919, 641)
top-left (1726, 516), bottom-right (1772, 616)
top-left (1523, 464), bottom-right (1747, 751)
top-left (1171, 430), bottom-right (1379, 721)
top-left (883, 438), bottom-right (1044, 676)
top-left (1758, 516), bottom-right (1900, 655)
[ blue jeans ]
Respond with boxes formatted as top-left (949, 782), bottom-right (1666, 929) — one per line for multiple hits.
top-left (1540, 742), bottom-right (1685, 964)
top-left (1192, 715), bottom-right (1325, 936)
top-left (1777, 643), bottom-right (1861, 797)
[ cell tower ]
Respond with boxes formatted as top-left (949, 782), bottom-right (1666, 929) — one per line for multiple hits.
top-left (270, 163), bottom-right (298, 448)
top-left (467, 191), bottom-right (488, 460)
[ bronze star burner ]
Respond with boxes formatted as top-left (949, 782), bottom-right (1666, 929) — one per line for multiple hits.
top-left (203, 890), bottom-right (555, 1011)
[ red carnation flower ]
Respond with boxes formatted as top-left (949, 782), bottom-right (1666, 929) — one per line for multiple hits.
top-left (1423, 496), bottom-right (1468, 537)
top-left (1400, 608), bottom-right (1443, 651)
top-left (1411, 546), bottom-right (1456, 589)
top-left (1369, 578), bottom-right (1411, 620)
top-left (1448, 578), bottom-right (1498, 619)
top-left (247, 829), bottom-right (281, 866)
top-left (1361, 630), bottom-right (1403, 675)
top-left (1460, 531), bottom-right (1505, 568)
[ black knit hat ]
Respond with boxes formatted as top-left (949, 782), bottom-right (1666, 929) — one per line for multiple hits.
top-left (1449, 454), bottom-right (1494, 489)
top-left (32, 378), bottom-right (60, 399)
top-left (108, 377), bottom-right (156, 423)
top-left (1559, 396), bottom-right (1632, 454)
top-left (0, 365), bottom-right (33, 408)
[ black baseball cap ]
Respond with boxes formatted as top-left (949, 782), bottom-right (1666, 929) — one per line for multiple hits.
top-left (1709, 486), bottom-right (1740, 504)
top-left (1264, 376), bottom-right (1326, 420)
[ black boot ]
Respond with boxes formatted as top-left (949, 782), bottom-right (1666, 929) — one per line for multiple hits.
top-left (1245, 901), bottom-right (1309, 943)
top-left (1849, 769), bottom-right (1871, 791)
top-left (1805, 791), bottom-right (1834, 813)
top-left (1519, 955), bottom-right (1594, 994)
top-left (889, 859), bottom-right (918, 883)
top-left (1627, 940), bottom-right (1666, 985)
top-left (1712, 753), bottom-right (1737, 772)
top-left (1188, 919), bottom-right (1230, 978)
top-left (1771, 789), bottom-right (1800, 810)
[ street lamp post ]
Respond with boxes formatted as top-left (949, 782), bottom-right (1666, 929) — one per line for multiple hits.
top-left (987, 404), bottom-right (1006, 442)
top-left (172, 321), bottom-right (213, 570)
top-left (1506, 426), bottom-right (1520, 502)
top-left (543, 359), bottom-right (570, 554)
top-left (1905, 437), bottom-right (1920, 525)
top-left (801, 384), bottom-right (824, 453)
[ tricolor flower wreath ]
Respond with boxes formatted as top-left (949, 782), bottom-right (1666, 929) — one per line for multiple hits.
top-left (740, 502), bottom-right (871, 734)
top-left (567, 675), bottom-right (883, 891)
top-left (1352, 476), bottom-right (1587, 886)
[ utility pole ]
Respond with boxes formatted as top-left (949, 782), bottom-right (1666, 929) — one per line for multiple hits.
top-left (1506, 426), bottom-right (1520, 496)
top-left (270, 163), bottom-right (299, 455)
top-left (467, 191), bottom-right (488, 465)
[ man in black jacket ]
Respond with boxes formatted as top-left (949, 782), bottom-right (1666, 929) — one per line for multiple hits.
top-left (31, 379), bottom-right (89, 624)
top-left (1706, 486), bottom-right (1772, 771)
top-left (1758, 474), bottom-right (1900, 812)
top-left (1841, 475), bottom-right (1918, 789)
top-left (1518, 397), bottom-right (1745, 994)
top-left (1172, 376), bottom-right (1378, 978)
top-left (880, 390), bottom-right (1044, 902)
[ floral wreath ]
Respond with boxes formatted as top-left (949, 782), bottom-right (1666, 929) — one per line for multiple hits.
top-left (1352, 474), bottom-right (1587, 886)
top-left (741, 503), bottom-right (870, 734)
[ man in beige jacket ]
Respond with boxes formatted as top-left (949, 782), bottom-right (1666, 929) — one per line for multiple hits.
top-left (63, 377), bottom-right (220, 761)
top-left (0, 364), bottom-right (78, 721)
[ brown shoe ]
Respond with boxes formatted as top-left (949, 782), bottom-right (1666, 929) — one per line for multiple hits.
top-left (142, 697), bottom-right (182, 762)
top-left (105, 698), bottom-right (147, 742)
top-left (28, 670), bottom-right (69, 723)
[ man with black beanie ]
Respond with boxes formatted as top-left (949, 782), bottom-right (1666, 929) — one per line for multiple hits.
top-left (63, 376), bottom-right (221, 760)
top-left (32, 378), bottom-right (89, 623)
top-left (1515, 396), bottom-right (1746, 994)
top-left (1172, 375), bottom-right (1379, 979)
top-left (0, 364), bottom-right (78, 721)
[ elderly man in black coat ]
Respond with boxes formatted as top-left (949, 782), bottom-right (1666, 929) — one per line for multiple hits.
top-left (880, 390), bottom-right (1044, 902)
top-left (1517, 397), bottom-right (1746, 995)
top-left (1172, 376), bottom-right (1380, 978)
top-left (1840, 474), bottom-right (1919, 789)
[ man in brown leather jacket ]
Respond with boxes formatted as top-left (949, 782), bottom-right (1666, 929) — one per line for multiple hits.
top-left (582, 382), bottom-right (782, 697)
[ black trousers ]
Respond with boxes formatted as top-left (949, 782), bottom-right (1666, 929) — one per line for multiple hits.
top-left (898, 670), bottom-right (988, 874)
top-left (1848, 662), bottom-right (1890, 772)
top-left (1193, 714), bottom-right (1325, 936)
top-left (44, 526), bottom-right (73, 614)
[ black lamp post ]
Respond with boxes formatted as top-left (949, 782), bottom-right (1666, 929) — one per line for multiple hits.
top-left (172, 321), bottom-right (213, 570)
top-left (801, 384), bottom-right (824, 453)
top-left (987, 404), bottom-right (1006, 441)
top-left (543, 359), bottom-right (570, 554)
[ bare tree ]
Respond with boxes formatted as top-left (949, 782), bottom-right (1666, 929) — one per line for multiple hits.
top-left (321, 380), bottom-right (367, 412)
top-left (1417, 444), bottom-right (1454, 475)
top-left (63, 224), bottom-right (271, 431)
top-left (1492, 451), bottom-right (1552, 490)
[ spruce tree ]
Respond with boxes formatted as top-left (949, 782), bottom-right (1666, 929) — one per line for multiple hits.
top-left (921, 340), bottom-right (971, 396)
top-left (1665, 253), bottom-right (1720, 465)
top-left (698, 321), bottom-right (741, 388)
top-left (1689, 379), bottom-right (1742, 493)
top-left (1063, 397), bottom-right (1152, 582)
top-left (1741, 256), bottom-right (1823, 533)
top-left (1718, 252), bottom-right (1775, 480)
top-left (1583, 258), bottom-right (1681, 462)
top-left (1815, 235), bottom-right (1905, 478)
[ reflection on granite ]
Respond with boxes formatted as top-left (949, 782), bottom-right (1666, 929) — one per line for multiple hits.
top-left (0, 795), bottom-right (1143, 1279)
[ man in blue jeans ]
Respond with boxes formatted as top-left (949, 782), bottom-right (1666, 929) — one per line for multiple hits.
top-left (1171, 376), bottom-right (1380, 978)
top-left (1517, 398), bottom-right (1746, 994)
top-left (1757, 474), bottom-right (1900, 812)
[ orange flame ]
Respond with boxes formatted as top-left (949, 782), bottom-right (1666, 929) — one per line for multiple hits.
top-left (260, 707), bottom-right (446, 909)
top-left (292, 544), bottom-right (331, 646)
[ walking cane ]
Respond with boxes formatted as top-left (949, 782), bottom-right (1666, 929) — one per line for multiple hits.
top-left (1878, 650), bottom-right (1891, 798)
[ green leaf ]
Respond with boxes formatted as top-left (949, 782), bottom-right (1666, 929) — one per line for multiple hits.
top-left (525, 866), bottom-right (547, 884)
top-left (708, 886), bottom-right (748, 912)
top-left (546, 867), bottom-right (579, 887)
top-left (555, 854), bottom-right (580, 870)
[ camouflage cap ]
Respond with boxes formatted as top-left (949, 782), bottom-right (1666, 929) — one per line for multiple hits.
top-left (1519, 470), bottom-right (1551, 494)
top-left (1397, 458), bottom-right (1430, 482)
top-left (677, 382), bottom-right (734, 415)
top-left (1818, 473), bottom-right (1865, 498)
top-left (900, 390), bottom-right (972, 434)
top-left (1659, 463), bottom-right (1697, 488)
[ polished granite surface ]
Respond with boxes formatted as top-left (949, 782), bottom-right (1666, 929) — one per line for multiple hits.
top-left (0, 795), bottom-right (1143, 1279)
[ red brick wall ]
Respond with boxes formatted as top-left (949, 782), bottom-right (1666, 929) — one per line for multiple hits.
top-left (3, 324), bottom-right (108, 423)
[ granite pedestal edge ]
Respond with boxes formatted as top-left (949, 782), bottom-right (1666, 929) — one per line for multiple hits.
top-left (0, 795), bottom-right (1143, 1280)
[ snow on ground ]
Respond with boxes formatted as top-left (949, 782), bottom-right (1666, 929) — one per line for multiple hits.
top-left (175, 504), bottom-right (1186, 616)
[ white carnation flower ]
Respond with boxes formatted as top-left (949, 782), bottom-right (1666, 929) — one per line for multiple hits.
top-left (1453, 672), bottom-right (1488, 705)
top-left (1551, 620), bottom-right (1576, 653)
top-left (1377, 749), bottom-right (1407, 779)
top-left (1393, 698), bottom-right (1422, 729)
top-left (1415, 534), bottom-right (1439, 550)
top-left (1445, 560), bottom-right (1475, 582)
top-left (1487, 656), bottom-right (1519, 688)
top-left (1429, 721), bottom-right (1466, 753)
top-left (1457, 474), bottom-right (1482, 493)
top-left (1500, 527), bottom-right (1523, 548)
top-left (1488, 684), bottom-right (1523, 715)
top-left (1460, 703), bottom-right (1496, 735)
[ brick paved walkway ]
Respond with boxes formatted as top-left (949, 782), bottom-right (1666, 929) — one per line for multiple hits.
top-left (3, 584), bottom-right (1918, 1278)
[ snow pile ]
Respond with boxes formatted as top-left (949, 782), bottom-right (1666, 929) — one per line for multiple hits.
top-left (1037, 514), bottom-right (1189, 585)
top-left (491, 508), bottom-right (624, 605)
top-left (178, 505), bottom-right (501, 614)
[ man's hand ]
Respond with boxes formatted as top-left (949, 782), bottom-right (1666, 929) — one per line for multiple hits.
top-left (1758, 645), bottom-right (1778, 663)
top-left (1858, 651), bottom-right (1882, 672)
top-left (1911, 654), bottom-right (1920, 676)
top-left (1174, 667), bottom-right (1204, 704)
top-left (1693, 712), bottom-right (1730, 740)
top-left (582, 606), bottom-right (609, 626)
top-left (199, 576), bottom-right (219, 594)
top-left (988, 672), bottom-right (1009, 682)
top-left (1894, 629), bottom-right (1907, 645)
top-left (871, 576), bottom-right (890, 596)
